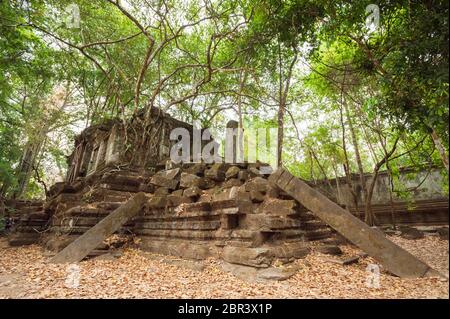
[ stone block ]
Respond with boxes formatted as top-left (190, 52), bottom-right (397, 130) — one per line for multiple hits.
top-left (222, 178), bottom-right (242, 188)
top-left (180, 173), bottom-right (206, 189)
top-left (316, 245), bottom-right (343, 256)
top-left (147, 196), bottom-right (168, 209)
top-left (183, 186), bottom-right (202, 198)
top-left (245, 177), bottom-right (268, 193)
top-left (249, 190), bottom-right (265, 203)
top-left (150, 168), bottom-right (180, 189)
top-left (185, 163), bottom-right (206, 176)
top-left (205, 163), bottom-right (226, 181)
top-left (248, 167), bottom-right (261, 178)
top-left (225, 166), bottom-right (240, 179)
top-left (222, 246), bottom-right (272, 268)
top-left (154, 187), bottom-right (170, 196)
top-left (238, 170), bottom-right (249, 182)
top-left (171, 189), bottom-right (184, 197)
top-left (167, 195), bottom-right (192, 207)
top-left (258, 198), bottom-right (297, 216)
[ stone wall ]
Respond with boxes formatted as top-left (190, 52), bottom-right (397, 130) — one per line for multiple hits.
top-left (315, 167), bottom-right (448, 207)
top-left (65, 108), bottom-right (194, 183)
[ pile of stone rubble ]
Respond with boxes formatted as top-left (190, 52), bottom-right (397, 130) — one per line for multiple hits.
top-left (7, 161), bottom-right (340, 269)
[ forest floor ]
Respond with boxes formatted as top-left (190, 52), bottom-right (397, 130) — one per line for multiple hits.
top-left (0, 235), bottom-right (448, 299)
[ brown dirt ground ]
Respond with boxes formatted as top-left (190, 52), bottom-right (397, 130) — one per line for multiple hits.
top-left (0, 235), bottom-right (448, 299)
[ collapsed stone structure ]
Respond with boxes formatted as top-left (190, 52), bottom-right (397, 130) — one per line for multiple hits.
top-left (5, 109), bottom-right (445, 278)
top-left (7, 109), bottom-right (338, 268)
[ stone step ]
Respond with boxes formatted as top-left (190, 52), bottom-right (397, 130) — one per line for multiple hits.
top-left (17, 206), bottom-right (45, 215)
top-left (100, 173), bottom-right (148, 187)
top-left (302, 219), bottom-right (329, 231)
top-left (50, 193), bottom-right (147, 264)
top-left (94, 202), bottom-right (123, 210)
top-left (59, 217), bottom-right (134, 228)
top-left (98, 183), bottom-right (141, 193)
top-left (134, 220), bottom-right (221, 231)
top-left (8, 233), bottom-right (41, 246)
top-left (304, 229), bottom-right (334, 241)
top-left (104, 195), bottom-right (131, 202)
top-left (53, 225), bottom-right (133, 235)
top-left (14, 225), bottom-right (47, 233)
top-left (62, 206), bottom-right (110, 218)
top-left (85, 249), bottom-right (111, 258)
top-left (134, 229), bottom-right (217, 240)
top-left (83, 188), bottom-right (134, 202)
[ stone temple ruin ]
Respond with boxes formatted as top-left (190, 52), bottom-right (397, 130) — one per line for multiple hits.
top-left (5, 108), bottom-right (446, 279)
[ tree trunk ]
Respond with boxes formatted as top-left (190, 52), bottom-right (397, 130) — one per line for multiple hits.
top-left (365, 136), bottom-right (400, 226)
top-left (236, 68), bottom-right (247, 162)
top-left (339, 105), bottom-right (359, 210)
top-left (332, 159), bottom-right (343, 205)
top-left (276, 44), bottom-right (298, 168)
top-left (343, 102), bottom-right (370, 224)
top-left (430, 129), bottom-right (449, 172)
top-left (13, 138), bottom-right (44, 199)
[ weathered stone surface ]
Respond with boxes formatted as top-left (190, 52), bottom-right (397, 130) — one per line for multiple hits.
top-left (183, 186), bottom-right (202, 198)
top-left (99, 183), bottom-right (140, 193)
top-left (245, 177), bottom-right (268, 193)
top-left (249, 190), bottom-right (265, 203)
top-left (8, 234), bottom-right (41, 246)
top-left (165, 160), bottom-right (181, 170)
top-left (136, 220), bottom-right (219, 231)
top-left (167, 195), bottom-right (192, 207)
top-left (171, 189), bottom-right (184, 197)
top-left (323, 255), bottom-right (360, 266)
top-left (273, 243), bottom-right (310, 259)
top-left (138, 183), bottom-right (155, 193)
top-left (139, 239), bottom-right (216, 260)
top-left (204, 163), bottom-right (226, 181)
top-left (150, 168), bottom-right (180, 189)
top-left (316, 245), bottom-right (343, 256)
top-left (244, 214), bottom-right (302, 230)
top-left (101, 173), bottom-right (145, 186)
top-left (270, 168), bottom-right (436, 278)
top-left (238, 170), bottom-right (249, 182)
top-left (220, 262), bottom-right (298, 282)
top-left (202, 177), bottom-right (216, 189)
top-left (225, 166), bottom-right (240, 179)
top-left (198, 194), bottom-right (213, 202)
top-left (266, 185), bottom-right (279, 198)
top-left (228, 186), bottom-right (251, 201)
top-left (212, 188), bottom-right (233, 201)
top-left (146, 196), bottom-right (168, 209)
top-left (258, 166), bottom-right (274, 176)
top-left (256, 267), bottom-right (298, 281)
top-left (437, 227), bottom-right (449, 240)
top-left (48, 182), bottom-right (66, 198)
top-left (154, 187), bottom-right (170, 196)
top-left (399, 226), bottom-right (424, 240)
top-left (220, 214), bottom-right (239, 229)
top-left (258, 198), bottom-right (297, 216)
top-left (248, 167), bottom-right (262, 178)
top-left (222, 178), bottom-right (242, 189)
top-left (50, 192), bottom-right (147, 263)
top-left (180, 173), bottom-right (205, 189)
top-left (222, 246), bottom-right (272, 268)
top-left (185, 163), bottom-right (206, 176)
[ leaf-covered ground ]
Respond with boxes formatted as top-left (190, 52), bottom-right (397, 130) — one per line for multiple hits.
top-left (0, 236), bottom-right (448, 299)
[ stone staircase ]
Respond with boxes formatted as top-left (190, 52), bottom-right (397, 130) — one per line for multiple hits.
top-left (6, 200), bottom-right (48, 246)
